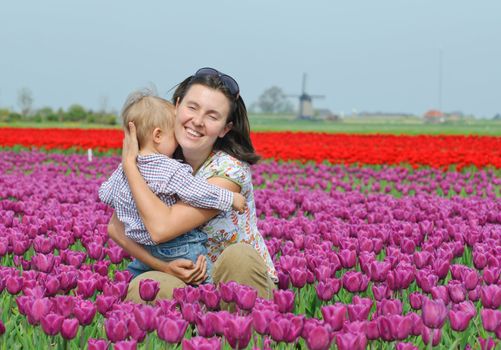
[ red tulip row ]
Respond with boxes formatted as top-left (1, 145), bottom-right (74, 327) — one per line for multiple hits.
top-left (0, 128), bottom-right (500, 169)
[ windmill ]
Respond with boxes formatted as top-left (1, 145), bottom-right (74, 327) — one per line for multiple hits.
top-left (287, 73), bottom-right (325, 119)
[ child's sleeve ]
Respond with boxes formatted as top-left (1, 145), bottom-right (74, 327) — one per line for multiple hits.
top-left (152, 162), bottom-right (234, 211)
top-left (98, 166), bottom-right (122, 209)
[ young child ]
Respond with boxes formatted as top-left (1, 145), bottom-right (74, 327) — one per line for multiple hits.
top-left (99, 90), bottom-right (246, 282)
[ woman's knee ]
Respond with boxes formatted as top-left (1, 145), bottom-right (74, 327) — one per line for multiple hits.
top-left (125, 271), bottom-right (186, 303)
top-left (213, 243), bottom-right (274, 299)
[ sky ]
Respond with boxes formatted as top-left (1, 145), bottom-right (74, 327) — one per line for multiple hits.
top-left (1, 1), bottom-right (500, 118)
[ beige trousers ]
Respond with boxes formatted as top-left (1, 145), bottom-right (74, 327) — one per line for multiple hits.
top-left (126, 242), bottom-right (276, 304)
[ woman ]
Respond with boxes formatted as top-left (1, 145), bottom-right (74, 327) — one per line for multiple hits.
top-left (107, 67), bottom-right (277, 302)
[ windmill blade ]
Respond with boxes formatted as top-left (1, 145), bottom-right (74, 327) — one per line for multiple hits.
top-left (310, 95), bottom-right (325, 99)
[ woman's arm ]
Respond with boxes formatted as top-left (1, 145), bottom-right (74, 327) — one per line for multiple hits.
top-left (107, 212), bottom-right (208, 284)
top-left (121, 122), bottom-right (241, 244)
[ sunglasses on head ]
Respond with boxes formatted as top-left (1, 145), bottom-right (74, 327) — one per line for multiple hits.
top-left (193, 67), bottom-right (240, 98)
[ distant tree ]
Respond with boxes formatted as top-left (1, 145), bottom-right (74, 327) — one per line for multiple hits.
top-left (493, 113), bottom-right (501, 120)
top-left (65, 104), bottom-right (87, 122)
top-left (17, 87), bottom-right (34, 116)
top-left (256, 86), bottom-right (294, 114)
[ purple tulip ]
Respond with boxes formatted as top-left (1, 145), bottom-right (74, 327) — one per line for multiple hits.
top-left (390, 315), bottom-right (414, 340)
top-left (113, 340), bottom-right (137, 350)
top-left (182, 336), bottom-right (221, 350)
top-left (339, 249), bottom-right (357, 268)
top-left (104, 317), bottom-right (128, 343)
top-left (61, 318), bottom-right (79, 340)
top-left (422, 298), bottom-right (448, 329)
top-left (372, 283), bottom-right (391, 301)
top-left (59, 271), bottom-right (78, 292)
top-left (199, 284), bottom-right (221, 310)
top-left (421, 326), bottom-right (442, 347)
top-left (32, 253), bottom-right (56, 273)
top-left (368, 261), bottom-right (391, 282)
top-left (273, 289), bottom-right (295, 313)
top-left (415, 271), bottom-right (438, 293)
top-left (224, 315), bottom-right (253, 349)
top-left (289, 268), bottom-right (307, 288)
top-left (126, 318), bottom-right (146, 343)
top-left (377, 316), bottom-right (394, 342)
top-left (184, 285), bottom-right (201, 303)
top-left (5, 276), bottom-right (23, 295)
top-left (480, 309), bottom-right (500, 333)
top-left (269, 315), bottom-right (303, 343)
top-left (180, 302), bottom-right (201, 324)
top-left (76, 278), bottom-right (97, 299)
top-left (315, 278), bottom-right (341, 301)
top-left (252, 309), bottom-right (275, 335)
top-left (482, 267), bottom-right (500, 285)
top-left (376, 299), bottom-right (402, 317)
top-left (195, 313), bottom-right (216, 338)
top-left (96, 295), bottom-right (117, 316)
top-left (235, 285), bottom-right (257, 311)
top-left (396, 342), bottom-right (419, 350)
top-left (86, 242), bottom-right (104, 260)
top-left (0, 319), bottom-right (5, 336)
top-left (88, 338), bottom-right (109, 350)
top-left (461, 268), bottom-right (479, 290)
top-left (106, 246), bottom-right (125, 264)
top-left (449, 310), bottom-right (473, 332)
top-left (478, 337), bottom-right (497, 350)
top-left (413, 251), bottom-right (432, 269)
top-left (277, 271), bottom-right (290, 290)
top-left (133, 305), bottom-right (159, 332)
top-left (431, 285), bottom-right (450, 305)
top-left (137, 279), bottom-right (160, 302)
top-left (304, 323), bottom-right (332, 350)
top-left (74, 299), bottom-right (97, 326)
top-left (218, 281), bottom-right (237, 303)
top-left (480, 285), bottom-right (501, 309)
top-left (103, 281), bottom-right (128, 301)
top-left (206, 311), bottom-right (230, 336)
top-left (157, 315), bottom-right (188, 343)
top-left (43, 275), bottom-right (60, 296)
top-left (447, 280), bottom-right (467, 304)
top-left (53, 295), bottom-right (75, 318)
top-left (335, 332), bottom-right (368, 350)
top-left (409, 292), bottom-right (424, 310)
top-left (321, 304), bottom-right (346, 331)
top-left (342, 271), bottom-right (368, 293)
top-left (28, 297), bottom-right (52, 325)
top-left (40, 313), bottom-right (64, 336)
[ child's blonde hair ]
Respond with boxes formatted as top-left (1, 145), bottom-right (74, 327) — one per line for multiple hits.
top-left (121, 89), bottom-right (175, 149)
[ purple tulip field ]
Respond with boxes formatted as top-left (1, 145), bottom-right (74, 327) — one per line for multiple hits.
top-left (0, 148), bottom-right (500, 350)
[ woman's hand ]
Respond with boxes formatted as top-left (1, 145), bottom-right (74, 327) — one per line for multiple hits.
top-left (164, 255), bottom-right (208, 285)
top-left (122, 122), bottom-right (139, 169)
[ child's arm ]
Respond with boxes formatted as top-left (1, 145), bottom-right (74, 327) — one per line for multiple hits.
top-left (98, 166), bottom-right (123, 207)
top-left (107, 212), bottom-right (207, 284)
top-left (153, 161), bottom-right (243, 212)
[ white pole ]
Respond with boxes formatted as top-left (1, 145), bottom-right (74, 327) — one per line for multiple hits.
top-left (87, 148), bottom-right (93, 162)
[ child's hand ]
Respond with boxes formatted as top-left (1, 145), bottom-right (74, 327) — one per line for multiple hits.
top-left (232, 193), bottom-right (247, 214)
top-left (122, 122), bottom-right (139, 167)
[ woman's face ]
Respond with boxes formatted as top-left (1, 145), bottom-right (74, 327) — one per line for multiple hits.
top-left (174, 84), bottom-right (232, 156)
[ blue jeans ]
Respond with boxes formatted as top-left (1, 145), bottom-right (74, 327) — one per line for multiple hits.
top-left (127, 230), bottom-right (213, 283)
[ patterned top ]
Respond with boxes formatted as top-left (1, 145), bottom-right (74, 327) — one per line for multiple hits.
top-left (99, 154), bottom-right (233, 245)
top-left (196, 150), bottom-right (278, 282)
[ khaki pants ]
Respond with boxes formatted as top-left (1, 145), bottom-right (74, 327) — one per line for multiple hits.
top-left (126, 242), bottom-right (276, 303)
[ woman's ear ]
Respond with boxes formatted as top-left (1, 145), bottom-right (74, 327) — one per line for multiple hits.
top-left (218, 122), bottom-right (233, 138)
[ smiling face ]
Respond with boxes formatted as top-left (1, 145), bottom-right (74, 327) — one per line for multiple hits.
top-left (174, 84), bottom-right (233, 159)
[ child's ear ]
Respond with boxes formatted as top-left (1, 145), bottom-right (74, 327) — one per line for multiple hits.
top-left (218, 122), bottom-right (233, 138)
top-left (152, 128), bottom-right (162, 143)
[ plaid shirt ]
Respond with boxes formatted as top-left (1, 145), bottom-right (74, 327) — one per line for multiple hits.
top-left (99, 154), bottom-right (234, 245)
